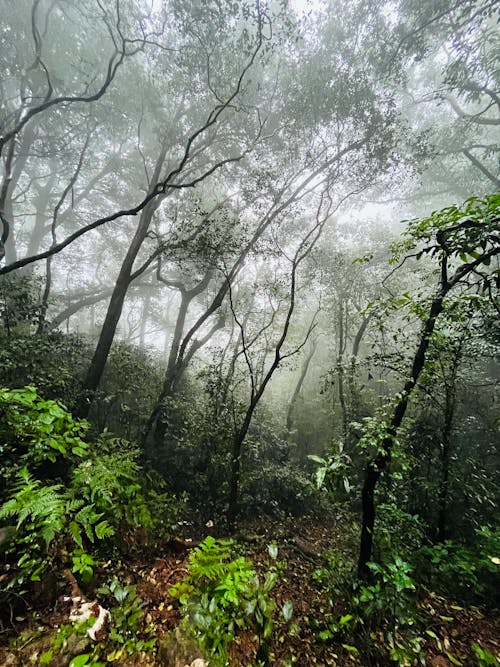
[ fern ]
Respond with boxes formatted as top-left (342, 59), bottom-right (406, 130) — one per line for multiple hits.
top-left (73, 504), bottom-right (114, 544)
top-left (69, 520), bottom-right (84, 549)
top-left (170, 537), bottom-right (278, 665)
top-left (0, 467), bottom-right (66, 547)
top-left (71, 453), bottom-right (152, 529)
top-left (0, 389), bottom-right (156, 593)
top-left (187, 536), bottom-right (235, 582)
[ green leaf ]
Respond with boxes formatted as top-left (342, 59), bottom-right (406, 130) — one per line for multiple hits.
top-left (282, 600), bottom-right (293, 622)
top-left (267, 544), bottom-right (278, 560)
top-left (69, 521), bottom-right (83, 549)
top-left (95, 520), bottom-right (114, 540)
top-left (342, 644), bottom-right (359, 654)
top-left (339, 614), bottom-right (353, 626)
top-left (313, 467), bottom-right (327, 489)
top-left (68, 655), bottom-right (91, 667)
top-left (308, 454), bottom-right (327, 465)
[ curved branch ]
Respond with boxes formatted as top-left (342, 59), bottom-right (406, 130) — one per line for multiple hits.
top-left (441, 93), bottom-right (500, 126)
top-left (462, 149), bottom-right (500, 189)
top-left (0, 19), bottom-right (266, 275)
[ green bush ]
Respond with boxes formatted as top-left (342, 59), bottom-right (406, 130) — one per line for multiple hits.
top-left (356, 557), bottom-right (417, 628)
top-left (96, 577), bottom-right (156, 658)
top-left (0, 466), bottom-right (114, 589)
top-left (417, 527), bottom-right (500, 602)
top-left (71, 452), bottom-right (153, 532)
top-left (0, 386), bottom-right (155, 597)
top-left (314, 552), bottom-right (423, 667)
top-left (0, 385), bottom-right (89, 493)
top-left (170, 536), bottom-right (280, 666)
top-left (0, 274), bottom-right (88, 401)
top-left (241, 462), bottom-right (320, 518)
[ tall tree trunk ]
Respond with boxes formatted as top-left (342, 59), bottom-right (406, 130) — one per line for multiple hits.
top-left (346, 312), bottom-right (373, 441)
top-left (26, 168), bottom-right (57, 257)
top-left (437, 398), bottom-right (454, 542)
top-left (144, 270), bottom-right (214, 446)
top-left (336, 300), bottom-right (349, 442)
top-left (0, 123), bottom-right (35, 264)
top-left (139, 293), bottom-right (151, 347)
top-left (358, 293), bottom-right (446, 577)
top-left (147, 291), bottom-right (191, 445)
top-left (75, 143), bottom-right (167, 417)
top-left (437, 343), bottom-right (461, 541)
top-left (285, 339), bottom-right (317, 435)
top-left (226, 241), bottom-right (311, 529)
top-left (227, 403), bottom-right (256, 529)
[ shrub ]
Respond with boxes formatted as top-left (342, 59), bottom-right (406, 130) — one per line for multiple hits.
top-left (170, 536), bottom-right (279, 665)
top-left (0, 386), bottom-right (155, 598)
top-left (417, 527), bottom-right (500, 603)
top-left (0, 274), bottom-right (88, 401)
top-left (0, 385), bottom-right (88, 494)
top-left (0, 467), bottom-right (113, 589)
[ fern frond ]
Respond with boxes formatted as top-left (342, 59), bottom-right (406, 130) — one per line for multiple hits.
top-left (69, 520), bottom-right (83, 549)
top-left (0, 467), bottom-right (66, 547)
top-left (95, 520), bottom-right (114, 540)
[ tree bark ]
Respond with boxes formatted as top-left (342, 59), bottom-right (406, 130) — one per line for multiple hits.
top-left (336, 300), bottom-right (349, 442)
top-left (358, 293), bottom-right (446, 577)
top-left (358, 222), bottom-right (499, 576)
top-left (437, 342), bottom-right (461, 541)
top-left (144, 269), bottom-right (215, 446)
top-left (437, 398), bottom-right (454, 542)
top-left (75, 143), bottom-right (168, 418)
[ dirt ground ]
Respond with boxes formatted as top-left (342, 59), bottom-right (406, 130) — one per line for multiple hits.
top-left (1, 515), bottom-right (498, 666)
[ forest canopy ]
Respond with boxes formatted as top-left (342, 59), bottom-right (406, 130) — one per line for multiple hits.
top-left (0, 0), bottom-right (498, 666)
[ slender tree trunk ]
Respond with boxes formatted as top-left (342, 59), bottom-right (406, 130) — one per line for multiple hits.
top-left (139, 293), bottom-right (151, 347)
top-left (356, 218), bottom-right (499, 576)
top-left (144, 270), bottom-right (214, 445)
top-left (335, 299), bottom-right (349, 441)
top-left (0, 122), bottom-right (35, 264)
top-left (166, 293), bottom-right (190, 377)
top-left (227, 404), bottom-right (256, 530)
top-left (358, 294), bottom-right (446, 577)
top-left (285, 339), bottom-right (316, 435)
top-left (26, 169), bottom-right (57, 257)
top-left (437, 353), bottom-right (459, 541)
top-left (147, 292), bottom-right (190, 445)
top-left (346, 312), bottom-right (373, 441)
top-left (0, 137), bottom-right (18, 264)
top-left (437, 400), bottom-right (453, 542)
top-left (76, 200), bottom-right (158, 416)
top-left (225, 230), bottom-right (315, 528)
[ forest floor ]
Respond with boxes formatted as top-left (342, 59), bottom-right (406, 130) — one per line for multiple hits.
top-left (0, 514), bottom-right (498, 666)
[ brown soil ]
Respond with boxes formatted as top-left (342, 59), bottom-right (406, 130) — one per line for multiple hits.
top-left (0, 515), bottom-right (498, 666)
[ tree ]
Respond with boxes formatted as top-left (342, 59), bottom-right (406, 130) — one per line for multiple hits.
top-left (0, 0), bottom-right (155, 263)
top-left (357, 194), bottom-right (500, 577)
top-left (225, 198), bottom-right (331, 528)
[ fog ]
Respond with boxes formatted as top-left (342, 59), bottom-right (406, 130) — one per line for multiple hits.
top-left (0, 2), bottom-right (498, 662)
